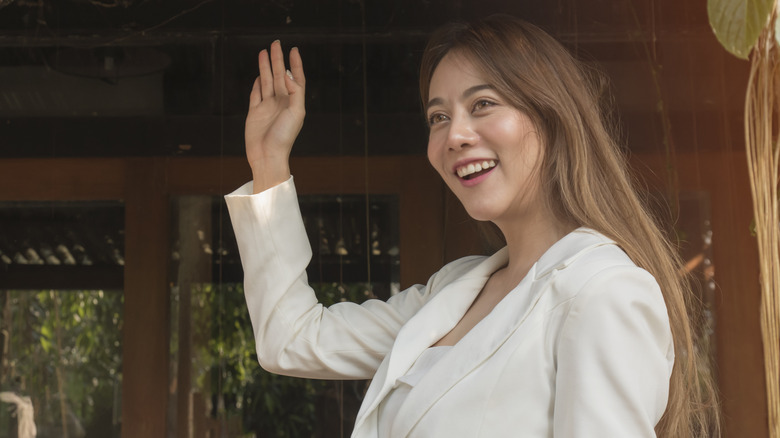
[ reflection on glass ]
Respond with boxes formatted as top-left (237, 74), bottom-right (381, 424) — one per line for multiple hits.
top-left (675, 192), bottom-right (717, 373)
top-left (653, 190), bottom-right (717, 380)
top-left (299, 194), bottom-right (401, 300)
top-left (168, 194), bottom-right (399, 437)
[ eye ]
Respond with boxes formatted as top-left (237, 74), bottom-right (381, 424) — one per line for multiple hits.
top-left (472, 99), bottom-right (495, 112)
top-left (427, 113), bottom-right (449, 126)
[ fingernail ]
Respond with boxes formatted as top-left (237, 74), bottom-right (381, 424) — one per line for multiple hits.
top-left (286, 69), bottom-right (294, 80)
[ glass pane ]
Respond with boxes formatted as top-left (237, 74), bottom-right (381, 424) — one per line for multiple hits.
top-left (0, 201), bottom-right (124, 438)
top-left (675, 191), bottom-right (717, 368)
top-left (651, 190), bottom-right (717, 376)
top-left (299, 194), bottom-right (401, 300)
top-left (0, 289), bottom-right (123, 438)
top-left (168, 194), bottom-right (399, 437)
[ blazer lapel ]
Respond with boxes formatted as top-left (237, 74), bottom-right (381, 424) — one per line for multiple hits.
top-left (352, 248), bottom-right (509, 435)
top-left (389, 264), bottom-right (548, 437)
top-left (351, 228), bottom-right (615, 437)
top-left (390, 228), bottom-right (616, 437)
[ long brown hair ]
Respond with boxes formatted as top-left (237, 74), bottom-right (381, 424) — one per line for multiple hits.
top-left (420, 15), bottom-right (720, 437)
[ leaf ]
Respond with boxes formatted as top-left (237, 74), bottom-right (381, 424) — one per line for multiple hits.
top-left (707, 0), bottom-right (775, 59)
top-left (40, 324), bottom-right (52, 340)
top-left (41, 336), bottom-right (52, 353)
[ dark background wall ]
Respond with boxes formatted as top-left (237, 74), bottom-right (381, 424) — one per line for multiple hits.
top-left (0, 0), bottom-right (744, 158)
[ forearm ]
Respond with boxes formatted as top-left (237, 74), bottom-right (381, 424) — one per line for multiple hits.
top-left (249, 159), bottom-right (290, 194)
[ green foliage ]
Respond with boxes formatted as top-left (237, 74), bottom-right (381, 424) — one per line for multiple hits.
top-left (186, 281), bottom-right (371, 437)
top-left (707, 0), bottom-right (776, 59)
top-left (313, 281), bottom-right (374, 307)
top-left (241, 368), bottom-right (323, 437)
top-left (1, 289), bottom-right (122, 437)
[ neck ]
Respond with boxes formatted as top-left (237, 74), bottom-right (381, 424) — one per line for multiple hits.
top-left (493, 211), bottom-right (577, 286)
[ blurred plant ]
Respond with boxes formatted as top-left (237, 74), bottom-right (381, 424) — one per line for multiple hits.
top-left (1, 289), bottom-right (122, 437)
top-left (188, 281), bottom-right (371, 437)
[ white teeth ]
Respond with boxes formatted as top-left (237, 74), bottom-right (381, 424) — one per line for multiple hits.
top-left (456, 160), bottom-right (496, 178)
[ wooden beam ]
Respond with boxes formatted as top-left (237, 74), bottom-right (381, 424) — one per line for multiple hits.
top-left (0, 158), bottom-right (125, 201)
top-left (0, 266), bottom-right (123, 290)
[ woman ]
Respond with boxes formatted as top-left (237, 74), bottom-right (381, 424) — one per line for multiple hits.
top-left (225, 15), bottom-right (719, 437)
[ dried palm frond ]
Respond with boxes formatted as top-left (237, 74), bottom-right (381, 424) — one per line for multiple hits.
top-left (744, 6), bottom-right (780, 436)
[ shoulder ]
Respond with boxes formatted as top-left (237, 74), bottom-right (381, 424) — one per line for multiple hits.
top-left (543, 228), bottom-right (650, 284)
top-left (541, 228), bottom-right (666, 313)
top-left (551, 237), bottom-right (674, 435)
top-left (546, 231), bottom-right (670, 344)
top-left (537, 228), bottom-right (634, 277)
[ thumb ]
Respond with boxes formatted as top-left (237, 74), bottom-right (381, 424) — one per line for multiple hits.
top-left (248, 76), bottom-right (262, 108)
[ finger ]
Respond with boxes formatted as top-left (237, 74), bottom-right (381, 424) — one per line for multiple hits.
top-left (249, 76), bottom-right (261, 108)
top-left (286, 47), bottom-right (306, 108)
top-left (289, 46), bottom-right (306, 89)
top-left (270, 40), bottom-right (288, 96)
top-left (258, 49), bottom-right (272, 100)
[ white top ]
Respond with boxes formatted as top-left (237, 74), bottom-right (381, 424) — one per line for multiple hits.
top-left (378, 346), bottom-right (453, 438)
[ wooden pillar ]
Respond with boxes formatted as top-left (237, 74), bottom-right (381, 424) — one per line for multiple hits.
top-left (122, 158), bottom-right (170, 438)
top-left (173, 196), bottom-right (213, 438)
top-left (633, 151), bottom-right (766, 437)
top-left (398, 157), bottom-right (445, 288)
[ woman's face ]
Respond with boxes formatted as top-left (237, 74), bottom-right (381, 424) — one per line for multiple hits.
top-left (426, 52), bottom-right (545, 227)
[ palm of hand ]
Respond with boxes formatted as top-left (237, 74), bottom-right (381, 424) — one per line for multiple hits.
top-left (245, 94), bottom-right (303, 165)
top-left (244, 41), bottom-right (306, 173)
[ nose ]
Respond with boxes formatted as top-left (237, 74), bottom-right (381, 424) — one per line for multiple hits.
top-left (446, 116), bottom-right (478, 151)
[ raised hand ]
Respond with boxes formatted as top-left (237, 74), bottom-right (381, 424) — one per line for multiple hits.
top-left (245, 40), bottom-right (306, 193)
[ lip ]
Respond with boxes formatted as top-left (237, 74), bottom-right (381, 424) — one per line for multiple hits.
top-left (452, 158), bottom-right (498, 187)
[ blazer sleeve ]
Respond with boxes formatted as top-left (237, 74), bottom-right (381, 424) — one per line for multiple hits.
top-left (225, 177), bottom-right (437, 380)
top-left (553, 265), bottom-right (674, 437)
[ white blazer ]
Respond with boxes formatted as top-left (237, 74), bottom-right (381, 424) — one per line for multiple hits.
top-left (225, 177), bottom-right (674, 438)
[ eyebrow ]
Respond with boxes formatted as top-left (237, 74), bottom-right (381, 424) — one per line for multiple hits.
top-left (426, 84), bottom-right (494, 112)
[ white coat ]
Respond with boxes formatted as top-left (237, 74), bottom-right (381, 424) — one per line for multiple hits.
top-left (225, 177), bottom-right (674, 438)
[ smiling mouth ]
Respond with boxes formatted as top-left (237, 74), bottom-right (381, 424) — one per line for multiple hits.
top-left (456, 160), bottom-right (497, 180)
